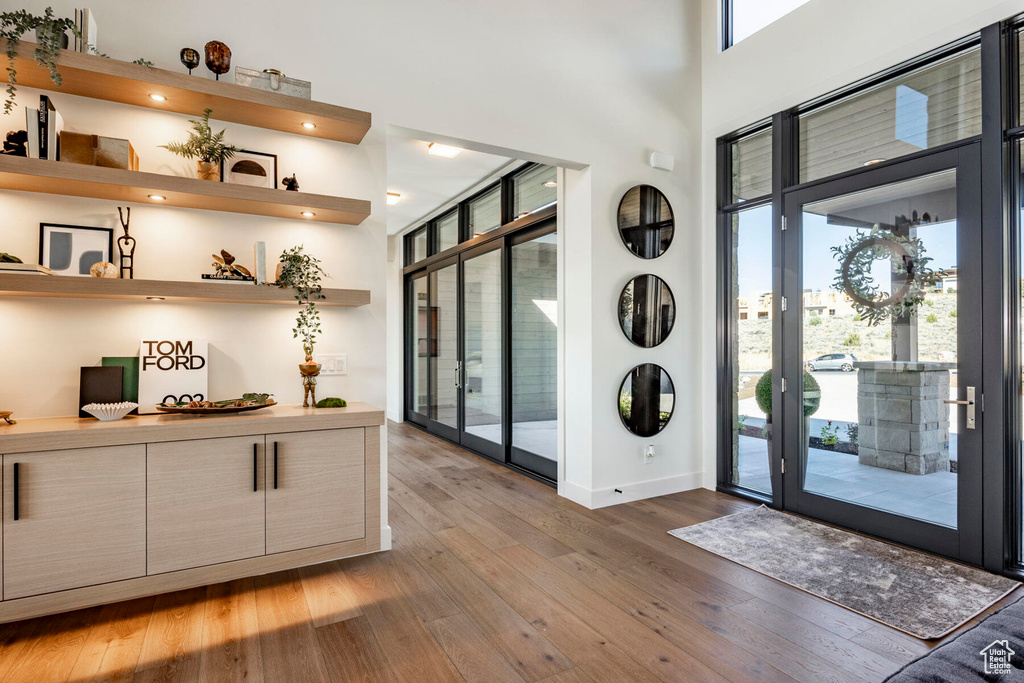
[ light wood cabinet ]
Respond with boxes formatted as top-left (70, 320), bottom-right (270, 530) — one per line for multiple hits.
top-left (266, 429), bottom-right (365, 554)
top-left (2, 445), bottom-right (146, 600)
top-left (147, 436), bottom-right (267, 575)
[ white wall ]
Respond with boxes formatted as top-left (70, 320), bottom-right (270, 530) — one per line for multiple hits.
top-left (698, 0), bottom-right (1024, 488)
top-left (2, 0), bottom-right (705, 511)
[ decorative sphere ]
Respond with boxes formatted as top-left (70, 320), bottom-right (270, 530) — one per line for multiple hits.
top-left (90, 262), bottom-right (119, 278)
top-left (204, 41), bottom-right (231, 76)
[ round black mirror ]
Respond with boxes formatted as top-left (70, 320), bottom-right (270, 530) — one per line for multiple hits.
top-left (618, 363), bottom-right (675, 436)
top-left (618, 275), bottom-right (675, 348)
top-left (617, 185), bottom-right (674, 259)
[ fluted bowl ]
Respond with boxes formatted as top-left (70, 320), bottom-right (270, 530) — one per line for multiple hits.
top-left (82, 402), bottom-right (138, 421)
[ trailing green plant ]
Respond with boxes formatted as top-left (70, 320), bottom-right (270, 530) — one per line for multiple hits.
top-left (2, 8), bottom-right (75, 115)
top-left (755, 369), bottom-right (820, 418)
top-left (820, 420), bottom-right (839, 446)
top-left (277, 246), bottom-right (327, 358)
top-left (160, 108), bottom-right (238, 164)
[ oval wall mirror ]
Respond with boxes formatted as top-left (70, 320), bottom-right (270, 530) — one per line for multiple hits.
top-left (618, 275), bottom-right (675, 348)
top-left (617, 185), bottom-right (674, 259)
top-left (618, 363), bottom-right (675, 437)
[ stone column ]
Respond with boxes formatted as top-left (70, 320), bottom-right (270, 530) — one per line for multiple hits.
top-left (855, 361), bottom-right (952, 475)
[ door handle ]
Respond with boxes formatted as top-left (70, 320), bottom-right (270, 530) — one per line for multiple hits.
top-left (454, 361), bottom-right (462, 389)
top-left (253, 443), bottom-right (258, 492)
top-left (12, 462), bottom-right (19, 521)
top-left (273, 441), bottom-right (278, 490)
top-left (943, 385), bottom-right (975, 429)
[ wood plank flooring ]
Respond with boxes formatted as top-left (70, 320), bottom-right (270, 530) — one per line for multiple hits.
top-left (0, 420), bottom-right (1014, 682)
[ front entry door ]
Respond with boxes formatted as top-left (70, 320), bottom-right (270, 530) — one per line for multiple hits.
top-left (781, 144), bottom-right (982, 564)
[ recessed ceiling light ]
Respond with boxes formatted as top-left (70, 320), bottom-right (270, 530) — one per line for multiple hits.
top-left (863, 158), bottom-right (886, 166)
top-left (301, 122), bottom-right (317, 130)
top-left (387, 192), bottom-right (401, 205)
top-left (149, 94), bottom-right (166, 102)
top-left (428, 142), bottom-right (463, 158)
top-left (301, 211), bottom-right (316, 218)
top-left (543, 180), bottom-right (557, 187)
top-left (146, 296), bottom-right (165, 301)
top-left (148, 194), bottom-right (166, 201)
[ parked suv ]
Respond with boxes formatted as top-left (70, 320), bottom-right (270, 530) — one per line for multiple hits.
top-left (806, 353), bottom-right (857, 372)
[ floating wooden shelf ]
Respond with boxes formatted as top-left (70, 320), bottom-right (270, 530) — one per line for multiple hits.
top-left (4, 40), bottom-right (371, 144)
top-left (0, 155), bottom-right (370, 225)
top-left (0, 273), bottom-right (371, 307)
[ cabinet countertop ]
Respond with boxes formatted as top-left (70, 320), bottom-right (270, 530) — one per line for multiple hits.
top-left (0, 403), bottom-right (385, 454)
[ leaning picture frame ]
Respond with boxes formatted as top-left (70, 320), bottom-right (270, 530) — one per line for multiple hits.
top-left (221, 149), bottom-right (279, 189)
top-left (39, 223), bottom-right (114, 277)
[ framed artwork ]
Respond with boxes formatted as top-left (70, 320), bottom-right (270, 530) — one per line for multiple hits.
top-left (221, 149), bottom-right (278, 188)
top-left (39, 223), bottom-right (114, 277)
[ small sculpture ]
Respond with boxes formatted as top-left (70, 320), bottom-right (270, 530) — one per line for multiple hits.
top-left (117, 206), bottom-right (136, 279)
top-left (0, 411), bottom-right (15, 425)
top-left (180, 47), bottom-right (200, 74)
top-left (90, 261), bottom-right (119, 278)
top-left (2, 129), bottom-right (28, 156)
top-left (204, 41), bottom-right (231, 80)
top-left (282, 174), bottom-right (299, 191)
top-left (300, 356), bottom-right (322, 408)
top-left (210, 249), bottom-right (253, 279)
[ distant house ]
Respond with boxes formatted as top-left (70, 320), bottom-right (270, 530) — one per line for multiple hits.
top-left (933, 268), bottom-right (957, 292)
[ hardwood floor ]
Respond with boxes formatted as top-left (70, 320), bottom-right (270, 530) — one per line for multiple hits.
top-left (0, 420), bottom-right (1012, 682)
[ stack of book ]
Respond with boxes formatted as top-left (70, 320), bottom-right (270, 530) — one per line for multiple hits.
top-left (0, 263), bottom-right (54, 276)
top-left (72, 8), bottom-right (98, 55)
top-left (24, 95), bottom-right (63, 160)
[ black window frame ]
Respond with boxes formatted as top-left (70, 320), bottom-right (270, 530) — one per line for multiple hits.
top-left (716, 16), bottom-right (1024, 577)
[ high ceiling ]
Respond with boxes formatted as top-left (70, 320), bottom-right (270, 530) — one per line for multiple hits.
top-left (386, 133), bottom-right (513, 235)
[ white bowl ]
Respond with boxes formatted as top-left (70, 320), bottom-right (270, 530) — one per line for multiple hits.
top-left (82, 402), bottom-right (138, 421)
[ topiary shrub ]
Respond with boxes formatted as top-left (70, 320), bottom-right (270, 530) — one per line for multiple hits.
top-left (755, 369), bottom-right (820, 417)
top-left (315, 397), bottom-right (347, 408)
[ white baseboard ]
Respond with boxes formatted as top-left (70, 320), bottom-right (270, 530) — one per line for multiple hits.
top-left (559, 472), bottom-right (702, 509)
top-left (380, 525), bottom-right (392, 550)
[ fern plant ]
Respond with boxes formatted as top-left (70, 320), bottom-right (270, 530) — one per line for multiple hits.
top-left (160, 108), bottom-right (237, 163)
top-left (277, 246), bottom-right (328, 358)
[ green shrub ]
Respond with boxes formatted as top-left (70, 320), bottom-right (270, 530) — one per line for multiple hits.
top-left (926, 313), bottom-right (938, 323)
top-left (950, 309), bottom-right (957, 318)
top-left (755, 369), bottom-right (819, 417)
top-left (808, 316), bottom-right (822, 326)
top-left (843, 332), bottom-right (861, 346)
top-left (924, 299), bottom-right (934, 307)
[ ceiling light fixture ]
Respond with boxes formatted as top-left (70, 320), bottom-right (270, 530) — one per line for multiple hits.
top-left (149, 93), bottom-right (166, 102)
top-left (863, 158), bottom-right (886, 166)
top-left (148, 194), bottom-right (166, 201)
top-left (146, 296), bottom-right (165, 301)
top-left (428, 142), bottom-right (463, 158)
top-left (301, 122), bottom-right (317, 130)
top-left (387, 192), bottom-right (401, 205)
top-left (543, 180), bottom-right (557, 187)
top-left (301, 211), bottom-right (316, 218)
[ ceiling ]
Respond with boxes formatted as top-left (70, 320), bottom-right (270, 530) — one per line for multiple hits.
top-left (386, 133), bottom-right (513, 235)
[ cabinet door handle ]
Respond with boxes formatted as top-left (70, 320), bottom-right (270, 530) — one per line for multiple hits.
top-left (12, 462), bottom-right (19, 521)
top-left (253, 443), bottom-right (258, 492)
top-left (273, 441), bottom-right (278, 490)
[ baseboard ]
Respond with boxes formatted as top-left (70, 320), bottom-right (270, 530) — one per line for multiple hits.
top-left (381, 524), bottom-right (393, 550)
top-left (559, 472), bottom-right (702, 509)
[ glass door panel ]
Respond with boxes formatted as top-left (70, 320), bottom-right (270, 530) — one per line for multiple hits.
top-left (428, 260), bottom-right (459, 440)
top-left (510, 227), bottom-right (558, 480)
top-left (407, 274), bottom-right (429, 426)
top-left (461, 246), bottom-right (504, 459)
top-left (783, 145), bottom-right (982, 563)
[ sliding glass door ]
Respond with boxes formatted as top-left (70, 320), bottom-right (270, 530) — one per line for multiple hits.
top-left (461, 243), bottom-right (504, 460)
top-left (427, 258), bottom-right (460, 441)
top-left (782, 145), bottom-right (983, 563)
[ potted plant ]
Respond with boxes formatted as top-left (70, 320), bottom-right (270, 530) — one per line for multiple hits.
top-left (755, 368), bottom-right (820, 464)
top-left (276, 246), bottom-right (327, 407)
top-left (2, 8), bottom-right (76, 115)
top-left (160, 108), bottom-right (237, 180)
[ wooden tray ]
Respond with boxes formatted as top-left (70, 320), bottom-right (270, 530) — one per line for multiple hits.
top-left (155, 400), bottom-right (277, 416)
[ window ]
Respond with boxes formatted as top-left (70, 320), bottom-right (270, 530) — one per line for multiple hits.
top-left (730, 127), bottom-right (772, 204)
top-left (467, 185), bottom-right (502, 237)
top-left (405, 226), bottom-right (428, 266)
top-left (436, 211), bottom-right (459, 253)
top-left (725, 0), bottom-right (811, 49)
top-left (799, 46), bottom-right (981, 182)
top-left (512, 165), bottom-right (557, 219)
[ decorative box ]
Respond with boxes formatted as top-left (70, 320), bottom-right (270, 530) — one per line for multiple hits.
top-left (59, 132), bottom-right (139, 171)
top-left (235, 67), bottom-right (312, 99)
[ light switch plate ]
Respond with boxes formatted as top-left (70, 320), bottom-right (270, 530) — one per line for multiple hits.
top-left (316, 353), bottom-right (348, 376)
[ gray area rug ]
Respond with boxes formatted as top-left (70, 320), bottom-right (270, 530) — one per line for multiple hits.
top-left (668, 506), bottom-right (1019, 639)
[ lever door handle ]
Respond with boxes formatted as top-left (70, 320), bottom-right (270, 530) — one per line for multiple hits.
top-left (943, 400), bottom-right (972, 405)
top-left (944, 386), bottom-right (976, 429)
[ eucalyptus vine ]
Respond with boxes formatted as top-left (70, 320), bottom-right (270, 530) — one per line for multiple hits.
top-left (1, 7), bottom-right (75, 115)
top-left (830, 228), bottom-right (938, 327)
top-left (277, 246), bottom-right (328, 358)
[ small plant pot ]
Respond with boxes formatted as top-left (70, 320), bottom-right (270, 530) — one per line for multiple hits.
top-left (197, 161), bottom-right (220, 181)
top-left (35, 28), bottom-right (70, 49)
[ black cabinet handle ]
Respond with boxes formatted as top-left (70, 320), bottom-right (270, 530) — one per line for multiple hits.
top-left (12, 462), bottom-right (19, 521)
top-left (253, 443), bottom-right (258, 492)
top-left (273, 441), bottom-right (278, 490)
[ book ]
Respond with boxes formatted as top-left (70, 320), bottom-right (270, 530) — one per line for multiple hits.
top-left (82, 9), bottom-right (98, 56)
top-left (38, 96), bottom-right (63, 161)
top-left (0, 263), bottom-right (54, 275)
top-left (24, 104), bottom-right (39, 159)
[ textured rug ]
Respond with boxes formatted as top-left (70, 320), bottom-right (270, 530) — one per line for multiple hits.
top-left (668, 506), bottom-right (1019, 639)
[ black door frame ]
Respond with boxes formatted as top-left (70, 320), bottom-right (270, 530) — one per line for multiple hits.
top-left (424, 255), bottom-right (460, 443)
top-left (780, 144), bottom-right (984, 563)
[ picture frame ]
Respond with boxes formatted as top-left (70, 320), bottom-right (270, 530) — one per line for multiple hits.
top-left (221, 149), bottom-right (278, 189)
top-left (39, 223), bottom-right (114, 277)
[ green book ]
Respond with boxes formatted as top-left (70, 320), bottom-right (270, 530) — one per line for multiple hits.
top-left (102, 357), bottom-right (140, 409)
